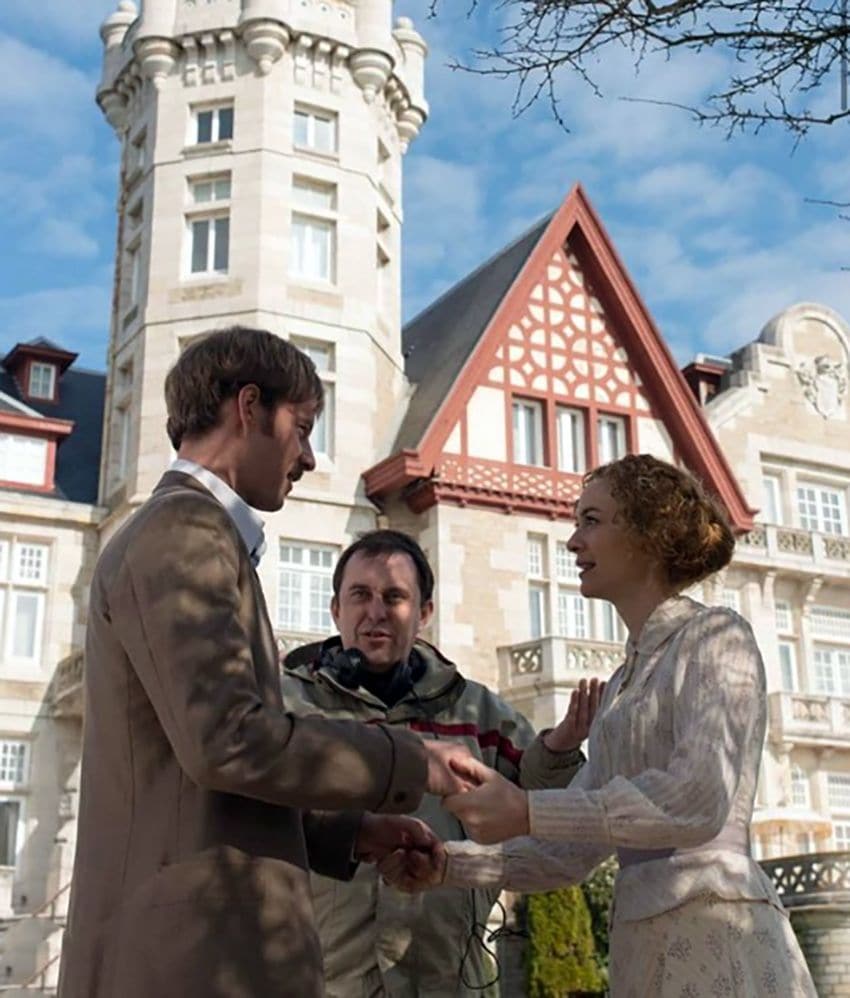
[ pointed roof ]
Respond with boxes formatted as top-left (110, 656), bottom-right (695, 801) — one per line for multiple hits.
top-left (366, 184), bottom-right (756, 532)
top-left (397, 215), bottom-right (551, 450)
top-left (2, 337), bottom-right (78, 374)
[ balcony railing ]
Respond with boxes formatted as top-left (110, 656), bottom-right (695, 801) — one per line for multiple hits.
top-left (738, 524), bottom-right (850, 574)
top-left (768, 691), bottom-right (850, 746)
top-left (760, 851), bottom-right (850, 909)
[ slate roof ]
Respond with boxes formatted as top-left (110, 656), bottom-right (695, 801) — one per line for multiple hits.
top-left (0, 364), bottom-right (106, 505)
top-left (394, 214), bottom-right (552, 450)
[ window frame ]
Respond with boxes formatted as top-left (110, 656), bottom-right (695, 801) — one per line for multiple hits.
top-left (0, 539), bottom-right (49, 668)
top-left (556, 406), bottom-right (586, 474)
top-left (597, 413), bottom-right (627, 464)
top-left (290, 177), bottom-right (338, 285)
top-left (185, 174), bottom-right (232, 278)
top-left (293, 105), bottom-right (338, 156)
top-left (512, 398), bottom-right (545, 467)
top-left (191, 103), bottom-right (234, 147)
top-left (796, 481), bottom-right (848, 536)
top-left (27, 363), bottom-right (56, 401)
top-left (277, 541), bottom-right (338, 635)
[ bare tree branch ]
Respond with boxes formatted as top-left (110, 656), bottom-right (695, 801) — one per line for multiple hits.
top-left (438, 1), bottom-right (850, 135)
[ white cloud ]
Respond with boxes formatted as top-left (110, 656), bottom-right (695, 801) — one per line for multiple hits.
top-left (0, 34), bottom-right (94, 142)
top-left (0, 0), bottom-right (120, 48)
top-left (0, 284), bottom-right (111, 368)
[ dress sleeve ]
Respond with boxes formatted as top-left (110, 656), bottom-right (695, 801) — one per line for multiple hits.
top-left (527, 609), bottom-right (764, 850)
top-left (444, 740), bottom-right (612, 891)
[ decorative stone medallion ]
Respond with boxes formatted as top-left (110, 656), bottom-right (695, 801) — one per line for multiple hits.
top-left (796, 355), bottom-right (848, 419)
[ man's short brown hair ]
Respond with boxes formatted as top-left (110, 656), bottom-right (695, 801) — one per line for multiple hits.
top-left (164, 326), bottom-right (323, 448)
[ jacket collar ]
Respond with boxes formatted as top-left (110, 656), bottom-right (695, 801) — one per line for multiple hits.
top-left (287, 635), bottom-right (463, 708)
top-left (625, 594), bottom-right (702, 659)
top-left (160, 460), bottom-right (266, 567)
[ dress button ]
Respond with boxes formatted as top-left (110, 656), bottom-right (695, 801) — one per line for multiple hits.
top-left (393, 791), bottom-right (406, 804)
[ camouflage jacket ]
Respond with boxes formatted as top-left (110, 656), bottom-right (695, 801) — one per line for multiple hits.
top-left (282, 637), bottom-right (584, 998)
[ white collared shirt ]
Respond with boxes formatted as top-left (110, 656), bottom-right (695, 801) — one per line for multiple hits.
top-left (170, 458), bottom-right (267, 567)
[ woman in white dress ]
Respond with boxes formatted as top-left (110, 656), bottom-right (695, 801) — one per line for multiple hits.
top-left (381, 454), bottom-right (817, 997)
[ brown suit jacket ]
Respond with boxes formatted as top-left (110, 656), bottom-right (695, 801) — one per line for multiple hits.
top-left (58, 472), bottom-right (428, 998)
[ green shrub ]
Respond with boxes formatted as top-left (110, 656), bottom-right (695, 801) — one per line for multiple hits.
top-left (580, 857), bottom-right (617, 977)
top-left (524, 886), bottom-right (605, 998)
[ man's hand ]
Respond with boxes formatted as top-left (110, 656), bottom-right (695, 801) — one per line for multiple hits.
top-left (378, 839), bottom-right (448, 893)
top-left (423, 740), bottom-right (477, 796)
top-left (443, 757), bottom-right (529, 844)
top-left (355, 814), bottom-right (439, 864)
top-left (543, 677), bottom-right (605, 752)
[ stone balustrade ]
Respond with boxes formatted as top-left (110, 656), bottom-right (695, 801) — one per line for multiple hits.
top-left (738, 523), bottom-right (850, 575)
top-left (768, 691), bottom-right (850, 747)
top-left (498, 635), bottom-right (624, 730)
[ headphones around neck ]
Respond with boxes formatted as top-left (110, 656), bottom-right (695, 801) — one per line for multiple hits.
top-left (317, 641), bottom-right (425, 693)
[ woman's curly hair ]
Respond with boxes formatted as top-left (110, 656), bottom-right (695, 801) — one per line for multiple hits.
top-left (584, 453), bottom-right (735, 588)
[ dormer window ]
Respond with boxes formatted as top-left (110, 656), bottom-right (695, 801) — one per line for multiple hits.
top-left (27, 363), bottom-right (56, 401)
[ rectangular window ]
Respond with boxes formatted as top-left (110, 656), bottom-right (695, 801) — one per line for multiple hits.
top-left (117, 405), bottom-right (132, 480)
top-left (126, 243), bottom-right (141, 309)
top-left (791, 766), bottom-right (810, 808)
top-left (293, 106), bottom-right (337, 154)
top-left (528, 583), bottom-right (547, 640)
top-left (527, 536), bottom-right (545, 578)
top-left (0, 800), bottom-right (21, 867)
top-left (0, 540), bottom-right (48, 667)
top-left (0, 435), bottom-right (47, 487)
top-left (187, 175), bottom-right (231, 277)
top-left (555, 541), bottom-right (579, 582)
top-left (600, 602), bottom-right (625, 643)
top-left (292, 340), bottom-right (335, 458)
top-left (834, 822), bottom-right (850, 850)
top-left (720, 588), bottom-right (741, 613)
top-left (0, 743), bottom-right (28, 788)
top-left (27, 363), bottom-right (55, 400)
top-left (778, 641), bottom-right (797, 691)
top-left (194, 104), bottom-right (234, 145)
top-left (597, 415), bottom-right (627, 464)
top-left (557, 589), bottom-right (588, 639)
top-left (826, 773), bottom-right (850, 811)
top-left (291, 180), bottom-right (337, 283)
top-left (774, 600), bottom-right (793, 633)
top-left (512, 399), bottom-right (544, 466)
top-left (797, 483), bottom-right (848, 535)
top-left (556, 407), bottom-right (586, 474)
top-left (277, 542), bottom-right (337, 634)
top-left (810, 606), bottom-right (850, 642)
top-left (762, 475), bottom-right (782, 524)
top-left (813, 647), bottom-right (850, 696)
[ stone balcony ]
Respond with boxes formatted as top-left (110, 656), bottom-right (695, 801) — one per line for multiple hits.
top-left (497, 636), bottom-right (624, 731)
top-left (768, 691), bottom-right (850, 747)
top-left (736, 523), bottom-right (850, 578)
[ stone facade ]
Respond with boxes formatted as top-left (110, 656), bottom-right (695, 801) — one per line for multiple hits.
top-left (0, 2), bottom-right (848, 994)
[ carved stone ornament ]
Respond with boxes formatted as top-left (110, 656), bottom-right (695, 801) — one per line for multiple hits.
top-left (796, 354), bottom-right (848, 419)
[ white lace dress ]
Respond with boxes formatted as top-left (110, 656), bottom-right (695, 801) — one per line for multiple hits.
top-left (444, 596), bottom-right (817, 997)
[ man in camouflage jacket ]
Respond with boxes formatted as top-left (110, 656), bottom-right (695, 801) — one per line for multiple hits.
top-left (282, 529), bottom-right (601, 997)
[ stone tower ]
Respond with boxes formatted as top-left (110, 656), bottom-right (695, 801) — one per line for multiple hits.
top-left (95, 0), bottom-right (428, 561)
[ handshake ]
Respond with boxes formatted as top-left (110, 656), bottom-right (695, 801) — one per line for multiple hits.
top-left (354, 739), bottom-right (530, 894)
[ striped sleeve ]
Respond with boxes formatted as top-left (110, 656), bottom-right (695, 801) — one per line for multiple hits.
top-left (527, 609), bottom-right (763, 850)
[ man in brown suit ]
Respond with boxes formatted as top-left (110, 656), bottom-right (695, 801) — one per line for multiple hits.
top-left (58, 328), bottom-right (469, 998)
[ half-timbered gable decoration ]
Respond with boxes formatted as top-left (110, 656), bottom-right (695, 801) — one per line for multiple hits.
top-left (366, 185), bottom-right (755, 531)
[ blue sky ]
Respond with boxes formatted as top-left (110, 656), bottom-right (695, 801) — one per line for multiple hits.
top-left (0, 1), bottom-right (847, 373)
